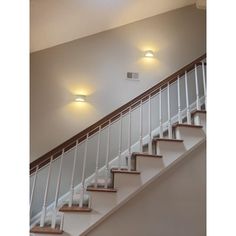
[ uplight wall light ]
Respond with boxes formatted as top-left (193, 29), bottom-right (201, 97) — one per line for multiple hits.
top-left (144, 50), bottom-right (154, 57)
top-left (75, 95), bottom-right (86, 102)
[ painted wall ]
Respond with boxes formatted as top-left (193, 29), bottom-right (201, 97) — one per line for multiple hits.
top-left (30, 5), bottom-right (206, 162)
top-left (86, 141), bottom-right (206, 236)
top-left (30, 66), bottom-right (206, 220)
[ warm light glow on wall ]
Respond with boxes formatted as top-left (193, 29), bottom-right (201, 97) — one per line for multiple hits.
top-left (62, 78), bottom-right (96, 98)
top-left (135, 45), bottom-right (159, 68)
top-left (61, 100), bottom-right (96, 121)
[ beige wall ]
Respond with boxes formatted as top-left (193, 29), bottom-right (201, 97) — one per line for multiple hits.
top-left (86, 141), bottom-right (206, 236)
top-left (30, 5), bottom-right (206, 162)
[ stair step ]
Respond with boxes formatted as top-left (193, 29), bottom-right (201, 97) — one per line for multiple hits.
top-left (191, 110), bottom-right (206, 116)
top-left (172, 123), bottom-right (203, 129)
top-left (59, 204), bottom-right (92, 212)
top-left (30, 225), bottom-right (63, 234)
top-left (153, 138), bottom-right (184, 143)
top-left (131, 152), bottom-right (162, 159)
top-left (111, 168), bottom-right (140, 174)
top-left (87, 186), bottom-right (117, 192)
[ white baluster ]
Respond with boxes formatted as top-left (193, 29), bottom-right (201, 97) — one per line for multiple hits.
top-left (194, 64), bottom-right (200, 110)
top-left (167, 83), bottom-right (172, 139)
top-left (177, 76), bottom-right (182, 124)
top-left (51, 149), bottom-right (65, 228)
top-left (79, 135), bottom-right (88, 208)
top-left (104, 121), bottom-right (111, 188)
top-left (118, 114), bottom-right (123, 170)
top-left (159, 89), bottom-right (163, 138)
top-left (127, 108), bottom-right (132, 171)
top-left (139, 100), bottom-right (143, 152)
top-left (30, 165), bottom-right (38, 209)
top-left (202, 61), bottom-right (207, 108)
top-left (40, 156), bottom-right (53, 227)
top-left (94, 127), bottom-right (101, 187)
top-left (69, 141), bottom-right (78, 207)
top-left (148, 96), bottom-right (152, 154)
top-left (60, 214), bottom-right (64, 231)
top-left (185, 71), bottom-right (191, 124)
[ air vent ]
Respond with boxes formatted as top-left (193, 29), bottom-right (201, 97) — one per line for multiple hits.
top-left (126, 72), bottom-right (139, 81)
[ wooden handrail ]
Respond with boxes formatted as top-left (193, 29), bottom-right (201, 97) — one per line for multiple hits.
top-left (30, 53), bottom-right (206, 174)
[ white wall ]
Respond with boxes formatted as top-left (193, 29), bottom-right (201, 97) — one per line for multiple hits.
top-left (30, 65), bottom-right (206, 220)
top-left (30, 5), bottom-right (206, 162)
top-left (86, 141), bottom-right (206, 236)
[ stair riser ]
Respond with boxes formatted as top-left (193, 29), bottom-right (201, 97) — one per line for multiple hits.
top-left (113, 174), bottom-right (141, 201)
top-left (155, 142), bottom-right (186, 166)
top-left (136, 158), bottom-right (164, 183)
top-left (175, 127), bottom-right (205, 150)
top-left (193, 113), bottom-right (206, 132)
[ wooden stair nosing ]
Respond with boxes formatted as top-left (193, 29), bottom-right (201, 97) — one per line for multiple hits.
top-left (131, 152), bottom-right (162, 159)
top-left (111, 168), bottom-right (141, 174)
top-left (59, 204), bottom-right (92, 212)
top-left (86, 187), bottom-right (117, 192)
top-left (153, 138), bottom-right (184, 143)
top-left (172, 123), bottom-right (203, 129)
top-left (30, 226), bottom-right (63, 234)
top-left (191, 110), bottom-right (206, 116)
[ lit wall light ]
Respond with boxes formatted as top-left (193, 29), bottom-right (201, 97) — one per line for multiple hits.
top-left (144, 50), bottom-right (154, 58)
top-left (75, 95), bottom-right (86, 102)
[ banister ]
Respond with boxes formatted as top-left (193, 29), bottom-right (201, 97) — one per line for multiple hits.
top-left (30, 53), bottom-right (206, 174)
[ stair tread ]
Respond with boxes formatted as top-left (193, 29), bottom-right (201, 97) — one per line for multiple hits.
top-left (191, 110), bottom-right (206, 116)
top-left (59, 204), bottom-right (92, 212)
top-left (153, 138), bottom-right (184, 142)
top-left (30, 225), bottom-right (63, 234)
top-left (131, 152), bottom-right (162, 158)
top-left (87, 186), bottom-right (117, 192)
top-left (172, 123), bottom-right (203, 129)
top-left (111, 168), bottom-right (140, 174)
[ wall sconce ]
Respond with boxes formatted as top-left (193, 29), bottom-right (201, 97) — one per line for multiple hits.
top-left (75, 95), bottom-right (86, 102)
top-left (144, 50), bottom-right (154, 58)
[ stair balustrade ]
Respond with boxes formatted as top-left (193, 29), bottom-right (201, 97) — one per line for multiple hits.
top-left (30, 54), bottom-right (206, 231)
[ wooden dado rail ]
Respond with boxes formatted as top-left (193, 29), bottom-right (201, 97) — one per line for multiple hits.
top-left (30, 53), bottom-right (206, 174)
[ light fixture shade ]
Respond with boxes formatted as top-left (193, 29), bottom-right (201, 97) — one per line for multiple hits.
top-left (75, 95), bottom-right (86, 102)
top-left (144, 50), bottom-right (154, 57)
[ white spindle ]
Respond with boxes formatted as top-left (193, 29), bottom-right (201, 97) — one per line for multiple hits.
top-left (194, 64), bottom-right (200, 110)
top-left (177, 76), bottom-right (182, 124)
top-left (202, 61), bottom-right (206, 108)
top-left (60, 214), bottom-right (64, 231)
top-left (30, 165), bottom-right (38, 209)
top-left (159, 89), bottom-right (163, 138)
top-left (118, 114), bottom-right (123, 169)
top-left (40, 156), bottom-right (53, 227)
top-left (139, 100), bottom-right (143, 152)
top-left (127, 108), bottom-right (132, 171)
top-left (104, 122), bottom-right (111, 188)
top-left (148, 96), bottom-right (152, 154)
top-left (94, 127), bottom-right (101, 187)
top-left (51, 149), bottom-right (65, 228)
top-left (68, 141), bottom-right (78, 207)
top-left (185, 71), bottom-right (191, 124)
top-left (79, 135), bottom-right (88, 207)
top-left (167, 83), bottom-right (172, 139)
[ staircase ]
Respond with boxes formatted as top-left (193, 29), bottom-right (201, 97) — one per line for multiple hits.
top-left (30, 54), bottom-right (206, 236)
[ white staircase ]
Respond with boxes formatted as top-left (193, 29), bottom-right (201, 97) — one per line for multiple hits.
top-left (30, 55), bottom-right (206, 236)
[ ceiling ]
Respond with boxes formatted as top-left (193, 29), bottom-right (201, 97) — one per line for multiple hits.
top-left (30, 0), bottom-right (196, 53)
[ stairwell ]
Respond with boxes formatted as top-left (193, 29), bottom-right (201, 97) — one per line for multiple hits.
top-left (30, 55), bottom-right (206, 236)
